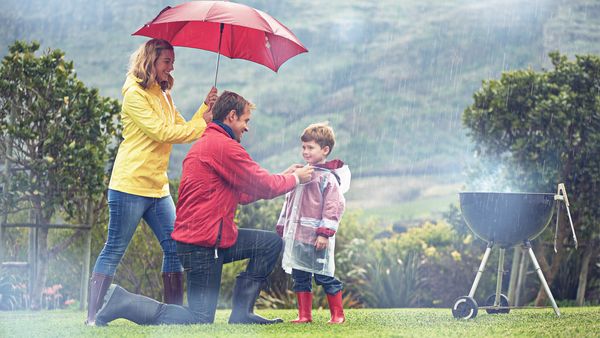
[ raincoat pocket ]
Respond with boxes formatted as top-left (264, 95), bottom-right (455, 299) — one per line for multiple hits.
top-left (291, 241), bottom-right (330, 275)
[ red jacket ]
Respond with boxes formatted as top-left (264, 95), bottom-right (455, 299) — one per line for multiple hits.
top-left (171, 123), bottom-right (297, 248)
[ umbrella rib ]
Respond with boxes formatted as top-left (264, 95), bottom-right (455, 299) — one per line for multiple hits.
top-left (266, 34), bottom-right (278, 71)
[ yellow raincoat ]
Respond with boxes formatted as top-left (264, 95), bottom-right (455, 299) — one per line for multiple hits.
top-left (108, 75), bottom-right (209, 198)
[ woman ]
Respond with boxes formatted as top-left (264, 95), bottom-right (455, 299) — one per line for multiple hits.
top-left (86, 39), bottom-right (218, 325)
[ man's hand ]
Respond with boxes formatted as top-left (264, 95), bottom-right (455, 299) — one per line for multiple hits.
top-left (281, 163), bottom-right (303, 175)
top-left (315, 235), bottom-right (328, 250)
top-left (294, 165), bottom-right (314, 184)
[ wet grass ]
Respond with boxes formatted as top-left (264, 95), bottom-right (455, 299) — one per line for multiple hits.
top-left (1, 307), bottom-right (599, 337)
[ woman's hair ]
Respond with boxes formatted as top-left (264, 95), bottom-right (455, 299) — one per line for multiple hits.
top-left (301, 122), bottom-right (335, 152)
top-left (128, 39), bottom-right (174, 91)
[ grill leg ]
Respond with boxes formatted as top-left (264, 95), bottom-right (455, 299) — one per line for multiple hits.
top-left (525, 241), bottom-right (560, 317)
top-left (468, 243), bottom-right (493, 298)
top-left (494, 248), bottom-right (505, 306)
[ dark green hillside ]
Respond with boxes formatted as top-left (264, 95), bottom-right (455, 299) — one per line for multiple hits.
top-left (2, 0), bottom-right (600, 220)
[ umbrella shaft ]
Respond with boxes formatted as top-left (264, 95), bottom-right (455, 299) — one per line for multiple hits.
top-left (214, 23), bottom-right (225, 88)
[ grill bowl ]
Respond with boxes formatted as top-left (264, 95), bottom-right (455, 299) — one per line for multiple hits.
top-left (459, 192), bottom-right (556, 248)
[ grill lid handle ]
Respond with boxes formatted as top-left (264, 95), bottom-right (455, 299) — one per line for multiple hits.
top-left (553, 183), bottom-right (578, 252)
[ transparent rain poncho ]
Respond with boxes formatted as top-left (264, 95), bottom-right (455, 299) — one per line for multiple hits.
top-left (277, 164), bottom-right (350, 277)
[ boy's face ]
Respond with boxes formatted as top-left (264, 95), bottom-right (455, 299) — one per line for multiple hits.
top-left (302, 140), bottom-right (329, 165)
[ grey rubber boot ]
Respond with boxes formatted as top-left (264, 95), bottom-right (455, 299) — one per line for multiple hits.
top-left (228, 277), bottom-right (283, 325)
top-left (95, 284), bottom-right (196, 326)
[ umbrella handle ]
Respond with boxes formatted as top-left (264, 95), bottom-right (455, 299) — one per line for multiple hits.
top-left (214, 23), bottom-right (225, 88)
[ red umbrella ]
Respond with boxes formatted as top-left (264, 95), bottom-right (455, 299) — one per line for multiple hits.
top-left (133, 1), bottom-right (308, 86)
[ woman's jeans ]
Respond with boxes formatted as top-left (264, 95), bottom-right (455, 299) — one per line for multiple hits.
top-left (93, 189), bottom-right (183, 276)
top-left (292, 268), bottom-right (343, 295)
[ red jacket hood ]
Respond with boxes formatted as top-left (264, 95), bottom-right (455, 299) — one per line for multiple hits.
top-left (315, 159), bottom-right (345, 170)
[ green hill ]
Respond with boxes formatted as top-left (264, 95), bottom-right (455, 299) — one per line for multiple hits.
top-left (2, 0), bottom-right (599, 223)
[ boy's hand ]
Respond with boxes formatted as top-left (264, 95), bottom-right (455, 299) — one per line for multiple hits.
top-left (315, 235), bottom-right (328, 250)
top-left (295, 165), bottom-right (314, 184)
top-left (281, 163), bottom-right (303, 175)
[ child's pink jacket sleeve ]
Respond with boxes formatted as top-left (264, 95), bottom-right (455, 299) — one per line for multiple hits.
top-left (316, 175), bottom-right (345, 238)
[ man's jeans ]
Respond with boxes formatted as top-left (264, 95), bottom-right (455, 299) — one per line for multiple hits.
top-left (175, 228), bottom-right (283, 323)
top-left (292, 268), bottom-right (343, 295)
top-left (93, 189), bottom-right (183, 276)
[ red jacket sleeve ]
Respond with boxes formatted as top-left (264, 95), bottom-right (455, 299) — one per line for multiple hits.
top-left (212, 141), bottom-right (297, 200)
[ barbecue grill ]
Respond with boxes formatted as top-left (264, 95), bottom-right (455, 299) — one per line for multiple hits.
top-left (451, 184), bottom-right (577, 319)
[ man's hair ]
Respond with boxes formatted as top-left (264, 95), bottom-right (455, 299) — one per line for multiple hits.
top-left (301, 122), bottom-right (335, 154)
top-left (128, 39), bottom-right (174, 91)
top-left (213, 91), bottom-right (255, 122)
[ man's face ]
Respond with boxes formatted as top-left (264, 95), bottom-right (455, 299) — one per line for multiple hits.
top-left (230, 104), bottom-right (251, 142)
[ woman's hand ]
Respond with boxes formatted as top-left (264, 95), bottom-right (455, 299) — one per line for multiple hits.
top-left (203, 87), bottom-right (218, 123)
top-left (203, 108), bottom-right (214, 124)
top-left (204, 87), bottom-right (218, 107)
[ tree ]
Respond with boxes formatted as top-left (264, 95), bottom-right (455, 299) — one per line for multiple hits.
top-left (0, 41), bottom-right (120, 309)
top-left (462, 52), bottom-right (600, 306)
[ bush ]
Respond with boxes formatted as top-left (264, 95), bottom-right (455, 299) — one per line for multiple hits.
top-left (0, 273), bottom-right (27, 311)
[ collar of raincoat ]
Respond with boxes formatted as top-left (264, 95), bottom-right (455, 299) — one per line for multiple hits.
top-left (315, 159), bottom-right (344, 170)
top-left (122, 74), bottom-right (164, 96)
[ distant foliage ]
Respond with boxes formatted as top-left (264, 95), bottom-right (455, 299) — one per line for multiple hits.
top-left (0, 273), bottom-right (27, 311)
top-left (0, 40), bottom-right (121, 308)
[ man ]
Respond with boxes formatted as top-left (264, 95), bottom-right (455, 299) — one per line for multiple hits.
top-left (94, 91), bottom-right (313, 326)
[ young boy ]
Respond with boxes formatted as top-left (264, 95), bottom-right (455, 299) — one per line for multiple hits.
top-left (276, 122), bottom-right (350, 324)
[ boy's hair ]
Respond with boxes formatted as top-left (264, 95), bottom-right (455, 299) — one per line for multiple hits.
top-left (128, 39), bottom-right (174, 91)
top-left (213, 91), bottom-right (255, 122)
top-left (301, 122), bottom-right (335, 154)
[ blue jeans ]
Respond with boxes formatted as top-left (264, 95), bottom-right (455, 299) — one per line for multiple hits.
top-left (175, 229), bottom-right (283, 323)
top-left (292, 268), bottom-right (343, 295)
top-left (93, 189), bottom-right (183, 276)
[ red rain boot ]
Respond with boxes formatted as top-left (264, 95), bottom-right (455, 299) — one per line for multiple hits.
top-left (326, 291), bottom-right (345, 324)
top-left (291, 292), bottom-right (312, 323)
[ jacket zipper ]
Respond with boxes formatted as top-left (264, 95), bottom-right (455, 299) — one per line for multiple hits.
top-left (214, 219), bottom-right (223, 259)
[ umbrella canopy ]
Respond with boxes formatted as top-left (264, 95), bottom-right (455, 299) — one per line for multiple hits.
top-left (133, 1), bottom-right (308, 75)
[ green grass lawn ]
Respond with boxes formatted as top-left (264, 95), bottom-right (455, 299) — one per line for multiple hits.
top-left (1, 307), bottom-right (599, 337)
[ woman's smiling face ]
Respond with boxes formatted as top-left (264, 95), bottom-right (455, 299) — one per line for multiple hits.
top-left (155, 49), bottom-right (174, 84)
